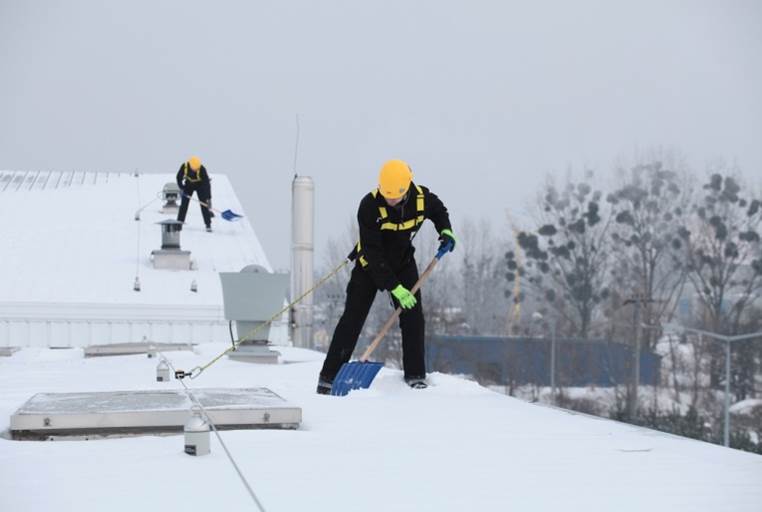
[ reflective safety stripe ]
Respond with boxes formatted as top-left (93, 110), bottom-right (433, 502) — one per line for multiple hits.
top-left (356, 241), bottom-right (369, 267)
top-left (380, 216), bottom-right (424, 231)
top-left (371, 189), bottom-right (388, 220)
top-left (378, 185), bottom-right (425, 232)
top-left (357, 186), bottom-right (426, 267)
top-left (183, 163), bottom-right (202, 183)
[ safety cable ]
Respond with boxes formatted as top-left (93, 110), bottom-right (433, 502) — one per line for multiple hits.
top-left (135, 215), bottom-right (141, 280)
top-left (134, 193), bottom-right (162, 219)
top-left (133, 186), bottom-right (172, 289)
top-left (133, 183), bottom-right (162, 288)
top-left (134, 174), bottom-right (143, 287)
top-left (175, 257), bottom-right (351, 380)
top-left (158, 352), bottom-right (267, 512)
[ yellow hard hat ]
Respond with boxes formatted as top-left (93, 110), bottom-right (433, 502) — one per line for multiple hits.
top-left (188, 156), bottom-right (202, 171)
top-left (378, 159), bottom-right (413, 199)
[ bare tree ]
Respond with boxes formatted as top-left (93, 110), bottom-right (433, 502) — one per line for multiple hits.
top-left (312, 219), bottom-right (356, 351)
top-left (677, 171), bottom-right (762, 388)
top-left (411, 223), bottom-right (461, 335)
top-left (459, 218), bottom-right (511, 335)
top-left (506, 173), bottom-right (613, 338)
top-left (608, 159), bottom-right (691, 347)
top-left (606, 159), bottom-right (693, 417)
top-left (679, 171), bottom-right (762, 333)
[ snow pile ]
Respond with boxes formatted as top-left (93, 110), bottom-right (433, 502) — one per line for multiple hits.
top-left (1, 345), bottom-right (761, 512)
top-left (730, 399), bottom-right (762, 415)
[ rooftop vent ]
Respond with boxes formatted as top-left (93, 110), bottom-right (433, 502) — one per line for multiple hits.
top-left (160, 182), bottom-right (181, 214)
top-left (150, 219), bottom-right (191, 270)
top-left (220, 265), bottom-right (289, 363)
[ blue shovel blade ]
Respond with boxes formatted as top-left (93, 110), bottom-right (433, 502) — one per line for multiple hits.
top-left (221, 209), bottom-right (243, 221)
top-left (330, 361), bottom-right (383, 396)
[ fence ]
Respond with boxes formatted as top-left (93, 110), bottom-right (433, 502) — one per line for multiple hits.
top-left (424, 335), bottom-right (661, 388)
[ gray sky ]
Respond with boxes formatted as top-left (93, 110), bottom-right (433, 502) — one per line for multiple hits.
top-left (2, 0), bottom-right (761, 269)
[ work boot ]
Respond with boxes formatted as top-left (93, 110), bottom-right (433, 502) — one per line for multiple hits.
top-left (316, 377), bottom-right (333, 395)
top-left (405, 377), bottom-right (428, 389)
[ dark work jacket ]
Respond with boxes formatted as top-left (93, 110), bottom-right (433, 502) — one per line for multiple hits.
top-left (355, 182), bottom-right (451, 291)
top-left (176, 163), bottom-right (211, 196)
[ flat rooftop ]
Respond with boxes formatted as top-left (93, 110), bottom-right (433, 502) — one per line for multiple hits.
top-left (1, 345), bottom-right (760, 511)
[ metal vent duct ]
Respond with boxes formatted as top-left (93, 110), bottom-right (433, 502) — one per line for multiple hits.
top-left (151, 219), bottom-right (191, 270)
top-left (290, 176), bottom-right (314, 349)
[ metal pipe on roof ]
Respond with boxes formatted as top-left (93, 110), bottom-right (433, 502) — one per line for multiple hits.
top-left (290, 175), bottom-right (314, 349)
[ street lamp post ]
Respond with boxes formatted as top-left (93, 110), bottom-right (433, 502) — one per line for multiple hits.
top-left (664, 323), bottom-right (762, 447)
top-left (607, 320), bottom-right (663, 417)
top-left (724, 339), bottom-right (731, 447)
top-left (532, 312), bottom-right (558, 404)
top-left (622, 295), bottom-right (664, 419)
top-left (550, 320), bottom-right (557, 401)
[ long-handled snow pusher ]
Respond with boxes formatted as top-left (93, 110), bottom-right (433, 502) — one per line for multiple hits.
top-left (330, 240), bottom-right (454, 396)
top-left (184, 194), bottom-right (244, 221)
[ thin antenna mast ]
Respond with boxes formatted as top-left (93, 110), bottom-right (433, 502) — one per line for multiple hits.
top-left (292, 114), bottom-right (301, 177)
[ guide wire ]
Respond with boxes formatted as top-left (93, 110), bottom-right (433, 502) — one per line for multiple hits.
top-left (158, 352), bottom-right (267, 512)
top-left (134, 193), bottom-right (162, 217)
top-left (176, 257), bottom-right (351, 380)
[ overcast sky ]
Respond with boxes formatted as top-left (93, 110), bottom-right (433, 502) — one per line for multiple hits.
top-left (2, 1), bottom-right (761, 269)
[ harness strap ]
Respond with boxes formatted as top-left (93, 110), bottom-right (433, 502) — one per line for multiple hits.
top-left (356, 186), bottom-right (426, 268)
top-left (183, 162), bottom-right (202, 183)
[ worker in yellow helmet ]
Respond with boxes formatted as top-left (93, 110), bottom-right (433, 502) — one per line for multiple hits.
top-left (176, 156), bottom-right (213, 232)
top-left (317, 159), bottom-right (457, 394)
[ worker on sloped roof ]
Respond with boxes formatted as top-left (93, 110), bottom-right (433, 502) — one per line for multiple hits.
top-left (317, 159), bottom-right (457, 394)
top-left (176, 156), bottom-right (214, 232)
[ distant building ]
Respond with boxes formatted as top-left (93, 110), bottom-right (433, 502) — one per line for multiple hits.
top-left (0, 170), bottom-right (286, 347)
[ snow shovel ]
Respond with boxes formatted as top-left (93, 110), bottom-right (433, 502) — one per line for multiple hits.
top-left (330, 240), bottom-right (454, 396)
top-left (183, 194), bottom-right (244, 222)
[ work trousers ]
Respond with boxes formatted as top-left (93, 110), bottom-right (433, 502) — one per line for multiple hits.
top-left (177, 182), bottom-right (212, 227)
top-left (319, 260), bottom-right (425, 382)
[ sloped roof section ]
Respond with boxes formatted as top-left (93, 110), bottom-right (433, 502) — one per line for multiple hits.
top-left (0, 169), bottom-right (271, 308)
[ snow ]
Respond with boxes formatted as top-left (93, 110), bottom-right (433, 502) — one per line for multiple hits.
top-left (730, 399), bottom-right (762, 415)
top-left (496, 383), bottom-right (716, 417)
top-left (0, 170), bottom-right (287, 347)
top-left (0, 171), bottom-right (271, 305)
top-left (2, 346), bottom-right (761, 512)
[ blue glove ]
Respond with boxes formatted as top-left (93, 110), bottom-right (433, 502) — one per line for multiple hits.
top-left (438, 229), bottom-right (457, 253)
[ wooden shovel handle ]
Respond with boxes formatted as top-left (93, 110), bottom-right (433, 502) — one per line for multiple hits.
top-left (184, 193), bottom-right (219, 214)
top-left (359, 254), bottom-right (443, 362)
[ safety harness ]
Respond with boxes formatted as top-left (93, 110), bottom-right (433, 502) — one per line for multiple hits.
top-left (356, 185), bottom-right (425, 268)
top-left (183, 162), bottom-right (203, 183)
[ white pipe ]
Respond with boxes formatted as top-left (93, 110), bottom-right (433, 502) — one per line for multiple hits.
top-left (290, 176), bottom-right (314, 349)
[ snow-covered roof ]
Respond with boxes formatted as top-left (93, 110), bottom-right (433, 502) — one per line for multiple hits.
top-left (1, 345), bottom-right (761, 511)
top-left (0, 170), bottom-right (271, 308)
